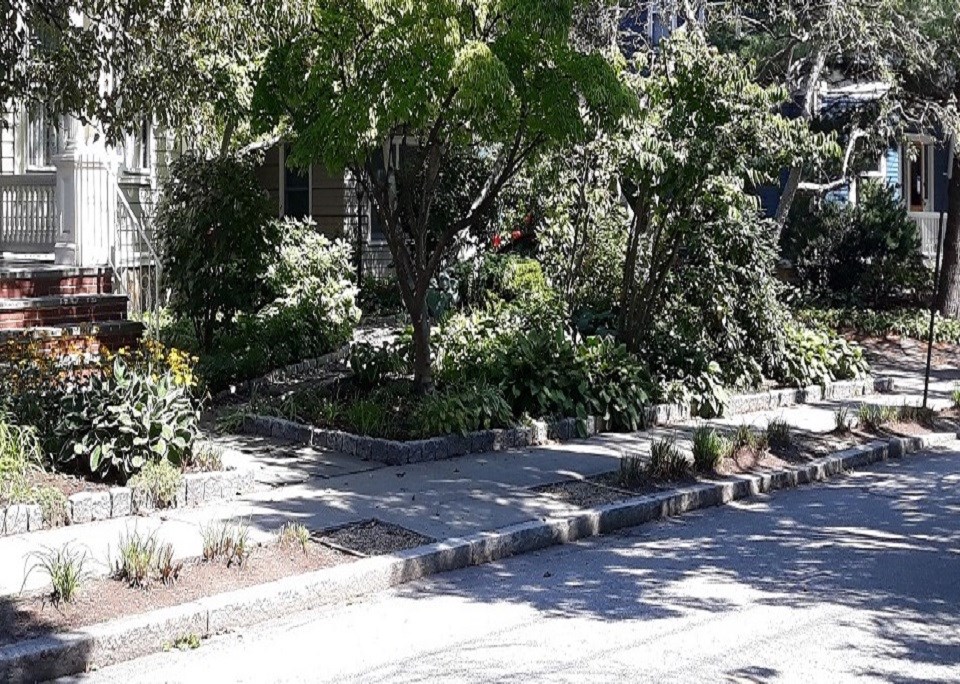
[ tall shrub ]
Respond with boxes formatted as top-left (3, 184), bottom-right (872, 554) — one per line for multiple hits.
top-left (155, 151), bottom-right (278, 351)
top-left (783, 180), bottom-right (931, 308)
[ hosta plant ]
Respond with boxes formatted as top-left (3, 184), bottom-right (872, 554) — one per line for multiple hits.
top-left (60, 356), bottom-right (200, 481)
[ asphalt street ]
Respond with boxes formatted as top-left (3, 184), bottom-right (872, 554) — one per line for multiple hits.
top-left (66, 449), bottom-right (960, 683)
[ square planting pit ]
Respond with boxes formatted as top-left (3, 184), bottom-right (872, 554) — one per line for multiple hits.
top-left (529, 478), bottom-right (633, 508)
top-left (312, 519), bottom-right (436, 557)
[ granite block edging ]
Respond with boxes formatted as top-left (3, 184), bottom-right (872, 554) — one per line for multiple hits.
top-left (1, 429), bottom-right (947, 683)
top-left (212, 344), bottom-right (351, 401)
top-left (0, 468), bottom-right (256, 539)
top-left (243, 376), bottom-right (896, 465)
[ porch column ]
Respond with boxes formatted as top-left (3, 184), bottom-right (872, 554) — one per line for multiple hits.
top-left (53, 118), bottom-right (117, 267)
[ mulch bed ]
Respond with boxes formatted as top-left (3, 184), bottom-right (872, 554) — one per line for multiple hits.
top-left (0, 541), bottom-right (351, 647)
top-left (312, 519), bottom-right (435, 557)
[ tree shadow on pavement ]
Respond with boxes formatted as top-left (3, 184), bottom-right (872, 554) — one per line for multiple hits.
top-left (397, 450), bottom-right (960, 680)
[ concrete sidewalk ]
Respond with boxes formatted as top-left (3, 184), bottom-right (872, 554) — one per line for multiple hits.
top-left (2, 369), bottom-right (955, 597)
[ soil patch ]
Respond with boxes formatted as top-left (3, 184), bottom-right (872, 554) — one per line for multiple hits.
top-left (1, 541), bottom-right (351, 647)
top-left (313, 519), bottom-right (435, 557)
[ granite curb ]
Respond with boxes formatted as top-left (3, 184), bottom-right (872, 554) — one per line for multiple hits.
top-left (242, 376), bottom-right (895, 466)
top-left (0, 428), bottom-right (948, 682)
top-left (0, 467), bottom-right (257, 538)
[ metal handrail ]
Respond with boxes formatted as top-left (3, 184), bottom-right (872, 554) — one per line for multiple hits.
top-left (111, 183), bottom-right (163, 320)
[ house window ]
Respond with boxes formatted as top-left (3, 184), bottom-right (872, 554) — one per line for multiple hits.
top-left (905, 141), bottom-right (931, 213)
top-left (282, 145), bottom-right (310, 219)
top-left (123, 122), bottom-right (151, 171)
top-left (25, 107), bottom-right (57, 169)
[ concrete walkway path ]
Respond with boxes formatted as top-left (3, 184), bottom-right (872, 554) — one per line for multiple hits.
top-left (2, 366), bottom-right (955, 597)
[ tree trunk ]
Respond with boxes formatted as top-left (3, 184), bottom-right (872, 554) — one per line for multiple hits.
top-left (935, 153), bottom-right (960, 316)
top-left (775, 165), bottom-right (801, 226)
top-left (410, 302), bottom-right (434, 393)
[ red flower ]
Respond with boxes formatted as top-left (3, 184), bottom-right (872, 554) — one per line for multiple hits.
top-left (523, 212), bottom-right (534, 226)
top-left (511, 230), bottom-right (522, 241)
top-left (492, 235), bottom-right (502, 249)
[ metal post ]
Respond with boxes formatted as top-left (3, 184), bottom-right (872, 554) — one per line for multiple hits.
top-left (924, 138), bottom-right (955, 408)
top-left (924, 213), bottom-right (944, 408)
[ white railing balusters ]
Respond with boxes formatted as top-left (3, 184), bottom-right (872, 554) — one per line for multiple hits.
top-left (0, 173), bottom-right (57, 253)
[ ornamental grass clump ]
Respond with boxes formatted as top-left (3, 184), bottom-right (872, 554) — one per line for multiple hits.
top-left (691, 426), bottom-right (730, 473)
top-left (114, 529), bottom-right (158, 589)
top-left (24, 544), bottom-right (89, 604)
top-left (618, 452), bottom-right (647, 489)
top-left (765, 418), bottom-right (792, 449)
top-left (647, 438), bottom-right (689, 481)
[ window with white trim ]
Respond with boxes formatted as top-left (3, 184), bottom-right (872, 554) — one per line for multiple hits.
top-left (24, 106), bottom-right (58, 169)
top-left (123, 121), bottom-right (152, 171)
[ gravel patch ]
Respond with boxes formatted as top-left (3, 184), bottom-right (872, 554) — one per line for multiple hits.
top-left (313, 519), bottom-right (435, 557)
top-left (530, 479), bottom-right (632, 508)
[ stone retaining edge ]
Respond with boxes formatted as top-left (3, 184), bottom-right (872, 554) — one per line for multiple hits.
top-left (213, 344), bottom-right (351, 401)
top-left (0, 467), bottom-right (257, 538)
top-left (243, 376), bottom-right (895, 465)
top-left (0, 429), bottom-right (949, 683)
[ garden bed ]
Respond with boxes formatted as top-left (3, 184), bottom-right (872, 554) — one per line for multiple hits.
top-left (0, 541), bottom-right (351, 648)
top-left (240, 376), bottom-right (895, 466)
top-left (534, 412), bottom-right (948, 505)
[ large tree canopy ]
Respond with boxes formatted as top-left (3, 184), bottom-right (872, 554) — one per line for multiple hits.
top-left (253, 0), bottom-right (636, 391)
top-left (2, 0), bottom-right (267, 150)
top-left (708, 0), bottom-right (916, 225)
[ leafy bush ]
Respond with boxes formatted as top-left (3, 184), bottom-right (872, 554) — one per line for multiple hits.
top-left (0, 337), bottom-right (99, 454)
top-left (350, 341), bottom-right (407, 390)
top-left (129, 460), bottom-right (183, 508)
top-left (359, 276), bottom-right (404, 317)
top-left (410, 384), bottom-right (513, 437)
top-left (157, 220), bottom-right (359, 392)
top-left (784, 182), bottom-right (931, 308)
top-left (773, 321), bottom-right (870, 387)
top-left (156, 151), bottom-right (278, 351)
top-left (59, 356), bottom-right (200, 481)
top-left (799, 307), bottom-right (960, 344)
top-left (266, 218), bottom-right (360, 343)
top-left (692, 426), bottom-right (729, 473)
top-left (434, 307), bottom-right (652, 429)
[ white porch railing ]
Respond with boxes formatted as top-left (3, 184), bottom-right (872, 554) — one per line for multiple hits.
top-left (0, 173), bottom-right (58, 254)
top-left (911, 211), bottom-right (944, 259)
top-left (110, 186), bottom-right (163, 319)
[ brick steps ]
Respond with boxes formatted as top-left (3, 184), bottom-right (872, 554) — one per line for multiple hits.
top-left (0, 267), bottom-right (113, 298)
top-left (0, 293), bottom-right (129, 328)
top-left (0, 263), bottom-right (142, 348)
